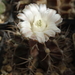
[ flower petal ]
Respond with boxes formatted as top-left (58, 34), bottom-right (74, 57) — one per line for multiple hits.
top-left (17, 13), bottom-right (28, 21)
top-left (26, 4), bottom-right (40, 16)
top-left (30, 34), bottom-right (37, 40)
top-left (51, 25), bottom-right (61, 33)
top-left (39, 4), bottom-right (47, 14)
top-left (50, 14), bottom-right (62, 25)
top-left (24, 31), bottom-right (33, 37)
top-left (44, 35), bottom-right (49, 42)
top-left (33, 4), bottom-right (39, 10)
top-left (47, 22), bottom-right (61, 33)
top-left (47, 9), bottom-right (57, 18)
top-left (18, 21), bottom-right (31, 29)
top-left (47, 10), bottom-right (62, 25)
top-left (18, 21), bottom-right (33, 37)
top-left (44, 30), bottom-right (55, 37)
top-left (55, 18), bottom-right (63, 26)
top-left (42, 9), bottom-right (56, 23)
top-left (23, 9), bottom-right (34, 23)
top-left (35, 32), bottom-right (45, 43)
top-left (20, 27), bottom-right (33, 37)
top-left (52, 14), bottom-right (61, 22)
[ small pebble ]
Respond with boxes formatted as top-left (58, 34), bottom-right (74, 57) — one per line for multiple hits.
top-left (35, 72), bottom-right (43, 75)
top-left (0, 36), bottom-right (2, 41)
top-left (4, 65), bottom-right (12, 72)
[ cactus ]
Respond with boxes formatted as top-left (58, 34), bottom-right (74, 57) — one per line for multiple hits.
top-left (0, 0), bottom-right (75, 75)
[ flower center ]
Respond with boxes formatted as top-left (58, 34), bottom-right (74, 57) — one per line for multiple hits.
top-left (36, 20), bottom-right (42, 27)
top-left (32, 16), bottom-right (46, 32)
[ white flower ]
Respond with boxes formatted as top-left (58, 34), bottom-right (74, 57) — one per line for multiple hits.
top-left (17, 4), bottom-right (62, 43)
